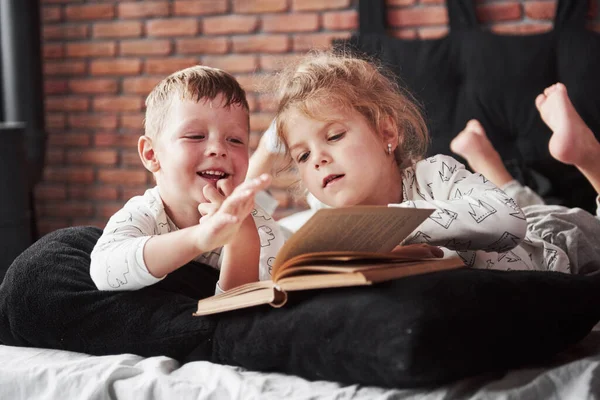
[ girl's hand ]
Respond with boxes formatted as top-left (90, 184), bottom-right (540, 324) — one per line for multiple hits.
top-left (391, 243), bottom-right (444, 259)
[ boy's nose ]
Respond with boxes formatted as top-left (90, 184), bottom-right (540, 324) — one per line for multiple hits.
top-left (206, 143), bottom-right (227, 158)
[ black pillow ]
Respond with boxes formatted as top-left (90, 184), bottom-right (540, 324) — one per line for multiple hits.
top-left (1, 226), bottom-right (600, 388)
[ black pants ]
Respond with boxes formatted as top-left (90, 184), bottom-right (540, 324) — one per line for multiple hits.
top-left (1, 226), bottom-right (600, 388)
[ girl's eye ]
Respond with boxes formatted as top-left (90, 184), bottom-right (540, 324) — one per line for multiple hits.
top-left (297, 152), bottom-right (310, 163)
top-left (328, 132), bottom-right (345, 141)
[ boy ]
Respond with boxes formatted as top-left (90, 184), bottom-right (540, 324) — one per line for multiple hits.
top-left (90, 65), bottom-right (285, 293)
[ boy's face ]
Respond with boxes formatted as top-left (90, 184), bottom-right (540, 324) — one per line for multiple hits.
top-left (285, 107), bottom-right (394, 207)
top-left (152, 95), bottom-right (250, 215)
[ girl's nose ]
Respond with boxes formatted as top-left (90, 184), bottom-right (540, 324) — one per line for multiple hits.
top-left (314, 152), bottom-right (331, 169)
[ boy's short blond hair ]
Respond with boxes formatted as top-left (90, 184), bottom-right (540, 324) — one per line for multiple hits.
top-left (273, 51), bottom-right (429, 170)
top-left (144, 65), bottom-right (249, 139)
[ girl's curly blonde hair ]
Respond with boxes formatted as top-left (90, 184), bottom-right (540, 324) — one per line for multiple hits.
top-left (273, 50), bottom-right (429, 170)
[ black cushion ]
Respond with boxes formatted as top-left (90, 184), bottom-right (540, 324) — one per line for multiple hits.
top-left (1, 226), bottom-right (600, 388)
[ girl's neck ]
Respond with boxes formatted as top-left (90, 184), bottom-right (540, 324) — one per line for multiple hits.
top-left (372, 162), bottom-right (404, 206)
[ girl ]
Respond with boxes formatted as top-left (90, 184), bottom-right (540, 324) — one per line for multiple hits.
top-left (271, 51), bottom-right (600, 275)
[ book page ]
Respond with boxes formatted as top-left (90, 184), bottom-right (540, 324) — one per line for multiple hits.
top-left (273, 206), bottom-right (433, 271)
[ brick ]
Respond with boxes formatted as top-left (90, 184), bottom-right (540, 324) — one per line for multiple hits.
top-left (233, 0), bottom-right (288, 14)
top-left (43, 44), bottom-right (65, 59)
top-left (69, 78), bottom-right (118, 94)
top-left (122, 150), bottom-right (143, 167)
top-left (323, 10), bottom-right (358, 30)
top-left (44, 80), bottom-right (69, 95)
top-left (44, 60), bottom-right (87, 76)
top-left (256, 94), bottom-right (277, 112)
top-left (524, 1), bottom-right (557, 20)
top-left (259, 54), bottom-right (303, 71)
top-left (93, 21), bottom-right (143, 38)
top-left (39, 202), bottom-right (94, 218)
top-left (43, 25), bottom-right (89, 40)
top-left (202, 55), bottom-right (258, 73)
top-left (90, 59), bottom-right (142, 75)
top-left (120, 186), bottom-right (149, 201)
top-left (37, 219), bottom-right (71, 237)
top-left (94, 96), bottom-right (144, 112)
top-left (68, 114), bottom-right (118, 129)
top-left (97, 203), bottom-right (128, 219)
top-left (47, 132), bottom-right (91, 146)
top-left (476, 2), bottom-right (522, 23)
top-left (175, 38), bottom-right (229, 54)
top-left (42, 7), bottom-right (62, 22)
top-left (146, 19), bottom-right (199, 37)
top-left (67, 149), bottom-right (118, 165)
top-left (418, 26), bottom-right (449, 39)
top-left (246, 95), bottom-right (258, 112)
top-left (34, 184), bottom-right (67, 201)
top-left (69, 186), bottom-right (119, 201)
top-left (231, 35), bottom-right (289, 53)
top-left (235, 74), bottom-right (267, 92)
top-left (122, 77), bottom-right (163, 95)
top-left (42, 0), bottom-right (84, 3)
top-left (120, 114), bottom-right (146, 131)
top-left (45, 148), bottom-right (65, 165)
top-left (117, 1), bottom-right (169, 19)
top-left (292, 32), bottom-right (351, 51)
top-left (144, 58), bottom-right (199, 74)
top-left (385, 0), bottom-right (416, 6)
top-left (94, 133), bottom-right (140, 148)
top-left (66, 42), bottom-right (116, 58)
top-left (262, 13), bottom-right (320, 33)
top-left (203, 15), bottom-right (258, 34)
top-left (387, 6), bottom-right (448, 27)
top-left (419, 0), bottom-right (444, 4)
top-left (120, 40), bottom-right (172, 56)
top-left (43, 167), bottom-right (95, 184)
top-left (292, 0), bottom-right (350, 11)
top-left (45, 113), bottom-right (66, 129)
top-left (490, 22), bottom-right (552, 35)
top-left (173, 0), bottom-right (228, 16)
top-left (98, 169), bottom-right (148, 185)
top-left (250, 113), bottom-right (275, 133)
top-left (65, 4), bottom-right (114, 21)
top-left (45, 96), bottom-right (90, 112)
top-left (389, 29), bottom-right (418, 39)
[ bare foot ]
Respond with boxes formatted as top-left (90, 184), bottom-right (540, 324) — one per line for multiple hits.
top-left (450, 119), bottom-right (514, 187)
top-left (536, 83), bottom-right (600, 169)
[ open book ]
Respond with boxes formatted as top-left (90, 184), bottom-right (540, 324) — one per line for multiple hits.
top-left (194, 206), bottom-right (464, 316)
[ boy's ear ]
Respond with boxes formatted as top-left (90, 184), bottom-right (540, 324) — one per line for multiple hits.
top-left (380, 116), bottom-right (399, 152)
top-left (138, 135), bottom-right (160, 173)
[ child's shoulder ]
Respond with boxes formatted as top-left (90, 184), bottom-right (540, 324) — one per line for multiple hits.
top-left (406, 154), bottom-right (466, 175)
top-left (118, 186), bottom-right (165, 217)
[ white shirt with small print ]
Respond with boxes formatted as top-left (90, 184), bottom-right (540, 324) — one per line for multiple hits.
top-left (90, 186), bottom-right (284, 291)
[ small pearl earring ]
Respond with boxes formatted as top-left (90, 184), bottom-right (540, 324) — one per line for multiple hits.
top-left (387, 143), bottom-right (392, 155)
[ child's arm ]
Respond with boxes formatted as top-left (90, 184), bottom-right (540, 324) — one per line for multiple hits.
top-left (396, 154), bottom-right (527, 253)
top-left (198, 174), bottom-right (273, 292)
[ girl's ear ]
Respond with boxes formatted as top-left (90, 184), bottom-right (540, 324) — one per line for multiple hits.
top-left (138, 136), bottom-right (160, 173)
top-left (380, 115), bottom-right (400, 152)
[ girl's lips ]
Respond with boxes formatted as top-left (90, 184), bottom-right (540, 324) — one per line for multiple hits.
top-left (323, 174), bottom-right (344, 188)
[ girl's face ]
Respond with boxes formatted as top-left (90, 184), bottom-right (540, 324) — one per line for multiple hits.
top-left (285, 107), bottom-right (402, 207)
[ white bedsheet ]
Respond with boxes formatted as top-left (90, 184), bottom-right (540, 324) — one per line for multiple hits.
top-left (2, 332), bottom-right (600, 400)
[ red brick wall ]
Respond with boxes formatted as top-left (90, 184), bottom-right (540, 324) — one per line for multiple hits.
top-left (37, 0), bottom-right (599, 235)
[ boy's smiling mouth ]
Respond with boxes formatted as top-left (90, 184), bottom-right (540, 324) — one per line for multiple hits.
top-left (323, 174), bottom-right (344, 188)
top-left (197, 169), bottom-right (230, 183)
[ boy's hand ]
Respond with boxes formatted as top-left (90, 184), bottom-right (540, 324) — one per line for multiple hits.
top-left (195, 174), bottom-right (271, 252)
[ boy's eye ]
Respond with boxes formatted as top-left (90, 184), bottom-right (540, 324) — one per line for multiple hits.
top-left (228, 137), bottom-right (245, 145)
top-left (328, 132), bottom-right (345, 141)
top-left (297, 152), bottom-right (309, 163)
top-left (185, 134), bottom-right (205, 140)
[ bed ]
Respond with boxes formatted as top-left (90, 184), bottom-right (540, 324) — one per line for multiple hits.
top-left (2, 326), bottom-right (600, 399)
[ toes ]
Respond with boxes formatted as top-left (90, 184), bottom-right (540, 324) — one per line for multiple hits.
top-left (535, 93), bottom-right (546, 111)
